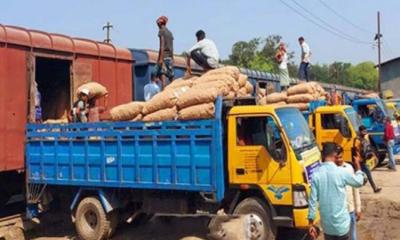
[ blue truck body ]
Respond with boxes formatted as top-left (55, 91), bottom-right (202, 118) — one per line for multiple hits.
top-left (26, 98), bottom-right (225, 202)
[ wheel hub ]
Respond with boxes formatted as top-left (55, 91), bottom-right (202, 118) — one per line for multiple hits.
top-left (243, 214), bottom-right (265, 240)
top-left (85, 210), bottom-right (98, 230)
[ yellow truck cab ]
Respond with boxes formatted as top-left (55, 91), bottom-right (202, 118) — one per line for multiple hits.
top-left (227, 104), bottom-right (321, 230)
top-left (307, 104), bottom-right (377, 169)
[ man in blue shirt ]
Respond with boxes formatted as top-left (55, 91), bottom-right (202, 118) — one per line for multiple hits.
top-left (308, 143), bottom-right (365, 240)
top-left (144, 73), bottom-right (161, 102)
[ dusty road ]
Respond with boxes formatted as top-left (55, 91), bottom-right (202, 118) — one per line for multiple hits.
top-left (26, 162), bottom-right (400, 240)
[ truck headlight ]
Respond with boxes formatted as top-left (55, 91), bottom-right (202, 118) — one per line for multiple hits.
top-left (293, 184), bottom-right (308, 208)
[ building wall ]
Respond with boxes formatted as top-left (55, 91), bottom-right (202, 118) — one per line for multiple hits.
top-left (381, 60), bottom-right (400, 98)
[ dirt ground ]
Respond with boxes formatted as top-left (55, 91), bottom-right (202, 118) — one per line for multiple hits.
top-left (25, 162), bottom-right (400, 240)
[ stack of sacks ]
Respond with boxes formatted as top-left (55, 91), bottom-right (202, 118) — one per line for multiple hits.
top-left (256, 87), bottom-right (267, 105)
top-left (77, 82), bottom-right (108, 99)
top-left (285, 82), bottom-right (327, 110)
top-left (110, 102), bottom-right (144, 121)
top-left (360, 92), bottom-right (379, 99)
top-left (109, 66), bottom-right (255, 122)
top-left (141, 86), bottom-right (189, 121)
top-left (260, 92), bottom-right (288, 106)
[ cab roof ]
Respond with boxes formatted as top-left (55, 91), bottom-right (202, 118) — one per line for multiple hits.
top-left (228, 105), bottom-right (296, 116)
top-left (314, 105), bottom-right (353, 113)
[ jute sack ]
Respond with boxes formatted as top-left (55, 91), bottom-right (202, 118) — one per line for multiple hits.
top-left (257, 88), bottom-right (266, 97)
top-left (286, 103), bottom-right (309, 111)
top-left (165, 77), bottom-right (196, 90)
top-left (265, 92), bottom-right (287, 103)
top-left (287, 93), bottom-right (316, 103)
top-left (77, 82), bottom-right (108, 99)
top-left (231, 81), bottom-right (240, 92)
top-left (258, 96), bottom-right (267, 105)
top-left (225, 91), bottom-right (236, 99)
top-left (201, 66), bottom-right (240, 79)
top-left (287, 82), bottom-right (316, 96)
top-left (177, 87), bottom-right (219, 109)
top-left (142, 86), bottom-right (190, 115)
top-left (43, 119), bottom-right (68, 124)
top-left (178, 103), bottom-right (215, 120)
top-left (237, 87), bottom-right (248, 96)
top-left (131, 113), bottom-right (143, 121)
top-left (143, 107), bottom-right (177, 122)
top-left (238, 74), bottom-right (248, 87)
top-left (244, 81), bottom-right (254, 94)
top-left (271, 101), bottom-right (287, 106)
top-left (110, 101), bottom-right (144, 121)
top-left (192, 81), bottom-right (230, 96)
top-left (196, 74), bottom-right (236, 87)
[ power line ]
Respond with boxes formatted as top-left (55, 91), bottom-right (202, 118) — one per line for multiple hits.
top-left (317, 0), bottom-right (373, 34)
top-left (290, 0), bottom-right (372, 45)
top-left (279, 0), bottom-right (372, 45)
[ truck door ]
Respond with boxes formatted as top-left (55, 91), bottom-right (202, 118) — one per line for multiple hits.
top-left (316, 112), bottom-right (353, 162)
top-left (229, 115), bottom-right (291, 185)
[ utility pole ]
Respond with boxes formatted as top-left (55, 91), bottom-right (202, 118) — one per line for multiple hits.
top-left (103, 21), bottom-right (113, 44)
top-left (375, 11), bottom-right (382, 93)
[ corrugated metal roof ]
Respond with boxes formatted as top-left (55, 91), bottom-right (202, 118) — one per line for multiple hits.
top-left (0, 24), bottom-right (132, 60)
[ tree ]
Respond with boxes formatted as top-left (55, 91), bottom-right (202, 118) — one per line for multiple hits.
top-left (347, 61), bottom-right (377, 90)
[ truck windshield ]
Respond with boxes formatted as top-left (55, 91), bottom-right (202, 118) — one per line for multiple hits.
top-left (276, 108), bottom-right (316, 152)
top-left (345, 108), bottom-right (362, 133)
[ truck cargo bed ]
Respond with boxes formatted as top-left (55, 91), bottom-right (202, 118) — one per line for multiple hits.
top-left (26, 100), bottom-right (225, 201)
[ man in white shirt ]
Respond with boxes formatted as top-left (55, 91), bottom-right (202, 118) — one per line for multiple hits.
top-left (186, 30), bottom-right (219, 75)
top-left (335, 146), bottom-right (362, 240)
top-left (298, 36), bottom-right (311, 81)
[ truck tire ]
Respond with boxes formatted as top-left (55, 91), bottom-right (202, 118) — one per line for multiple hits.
top-left (75, 197), bottom-right (117, 240)
top-left (233, 197), bottom-right (276, 240)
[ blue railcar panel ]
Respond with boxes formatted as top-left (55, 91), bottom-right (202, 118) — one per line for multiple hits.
top-left (26, 99), bottom-right (225, 201)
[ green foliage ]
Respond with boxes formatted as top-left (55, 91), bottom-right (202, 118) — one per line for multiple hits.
top-left (347, 61), bottom-right (378, 90)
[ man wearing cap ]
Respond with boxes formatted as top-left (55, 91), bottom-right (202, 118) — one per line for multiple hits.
top-left (154, 15), bottom-right (174, 89)
top-left (71, 89), bottom-right (89, 123)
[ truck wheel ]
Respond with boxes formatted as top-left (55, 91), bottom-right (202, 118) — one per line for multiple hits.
top-left (75, 197), bottom-right (117, 240)
top-left (233, 197), bottom-right (276, 240)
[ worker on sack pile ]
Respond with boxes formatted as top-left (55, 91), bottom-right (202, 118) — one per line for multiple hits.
top-left (353, 125), bottom-right (382, 193)
top-left (144, 72), bottom-right (161, 101)
top-left (154, 15), bottom-right (174, 89)
top-left (384, 116), bottom-right (397, 171)
top-left (185, 30), bottom-right (220, 75)
top-left (275, 42), bottom-right (291, 91)
top-left (330, 86), bottom-right (342, 105)
top-left (298, 36), bottom-right (311, 82)
top-left (335, 146), bottom-right (362, 240)
top-left (308, 142), bottom-right (365, 240)
top-left (70, 89), bottom-right (89, 123)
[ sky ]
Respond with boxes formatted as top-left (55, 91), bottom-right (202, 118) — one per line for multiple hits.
top-left (1, 0), bottom-right (399, 65)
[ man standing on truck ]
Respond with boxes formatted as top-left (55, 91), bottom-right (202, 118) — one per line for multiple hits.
top-left (354, 125), bottom-right (382, 193)
top-left (155, 15), bottom-right (174, 89)
top-left (275, 42), bottom-right (291, 90)
top-left (335, 146), bottom-right (362, 240)
top-left (384, 117), bottom-right (397, 171)
top-left (185, 30), bottom-right (219, 75)
top-left (298, 36), bottom-right (311, 81)
top-left (308, 142), bottom-right (365, 240)
top-left (144, 72), bottom-right (161, 101)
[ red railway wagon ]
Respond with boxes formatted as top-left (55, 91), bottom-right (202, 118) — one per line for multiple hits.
top-left (0, 24), bottom-right (133, 206)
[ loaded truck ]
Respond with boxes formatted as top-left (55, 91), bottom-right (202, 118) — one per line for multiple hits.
top-left (26, 97), bottom-right (321, 240)
top-left (301, 101), bottom-right (377, 169)
top-left (349, 97), bottom-right (400, 163)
